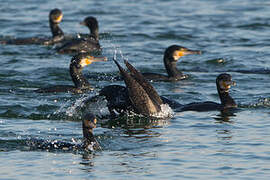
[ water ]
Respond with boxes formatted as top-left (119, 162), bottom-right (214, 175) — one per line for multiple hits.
top-left (0, 0), bottom-right (270, 179)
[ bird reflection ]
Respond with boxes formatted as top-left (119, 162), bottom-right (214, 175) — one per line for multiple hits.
top-left (216, 129), bottom-right (233, 142)
top-left (80, 152), bottom-right (96, 167)
top-left (214, 111), bottom-right (237, 143)
top-left (100, 114), bottom-right (170, 130)
top-left (214, 110), bottom-right (237, 123)
top-left (124, 128), bottom-right (162, 139)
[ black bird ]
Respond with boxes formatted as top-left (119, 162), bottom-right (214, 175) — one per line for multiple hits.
top-left (81, 113), bottom-right (101, 151)
top-left (177, 73), bottom-right (237, 112)
top-left (0, 8), bottom-right (64, 45)
top-left (142, 45), bottom-right (201, 81)
top-left (28, 113), bottom-right (101, 152)
top-left (95, 62), bottom-right (237, 116)
top-left (56, 16), bottom-right (101, 54)
top-left (94, 60), bottom-right (166, 117)
top-left (114, 60), bottom-right (163, 116)
top-left (35, 53), bottom-right (107, 93)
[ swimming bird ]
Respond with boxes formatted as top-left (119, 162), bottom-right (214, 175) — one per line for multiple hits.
top-left (92, 60), bottom-right (167, 117)
top-left (115, 59), bottom-right (163, 116)
top-left (95, 62), bottom-right (237, 116)
top-left (35, 53), bottom-right (107, 93)
top-left (142, 45), bottom-right (201, 81)
top-left (56, 16), bottom-right (101, 54)
top-left (28, 113), bottom-right (101, 152)
top-left (177, 73), bottom-right (237, 112)
top-left (0, 8), bottom-right (64, 45)
top-left (81, 113), bottom-right (101, 151)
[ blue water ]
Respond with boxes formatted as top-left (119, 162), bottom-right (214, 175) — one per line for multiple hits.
top-left (0, 0), bottom-right (270, 179)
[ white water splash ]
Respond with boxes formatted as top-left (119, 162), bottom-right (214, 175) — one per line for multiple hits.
top-left (152, 104), bottom-right (174, 119)
top-left (47, 99), bottom-right (73, 119)
top-left (118, 49), bottom-right (128, 61)
top-left (127, 103), bottom-right (174, 119)
top-left (65, 95), bottom-right (90, 117)
top-left (103, 37), bottom-right (128, 62)
top-left (248, 98), bottom-right (270, 108)
top-left (107, 40), bottom-right (129, 62)
top-left (82, 97), bottom-right (111, 118)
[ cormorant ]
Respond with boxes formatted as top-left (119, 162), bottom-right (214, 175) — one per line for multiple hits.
top-left (142, 45), bottom-right (201, 81)
top-left (56, 16), bottom-right (101, 54)
top-left (95, 60), bottom-right (168, 117)
top-left (96, 62), bottom-right (237, 116)
top-left (177, 73), bottom-right (237, 112)
top-left (35, 53), bottom-right (107, 93)
top-left (0, 8), bottom-right (64, 45)
top-left (28, 113), bottom-right (101, 151)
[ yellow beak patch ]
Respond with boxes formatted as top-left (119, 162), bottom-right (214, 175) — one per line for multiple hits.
top-left (55, 14), bottom-right (63, 23)
top-left (173, 50), bottom-right (186, 60)
top-left (220, 81), bottom-right (235, 91)
top-left (80, 57), bottom-right (93, 67)
top-left (80, 56), bottom-right (107, 67)
top-left (222, 81), bottom-right (231, 90)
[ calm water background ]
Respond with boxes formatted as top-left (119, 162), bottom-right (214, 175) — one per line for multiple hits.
top-left (0, 0), bottom-right (270, 179)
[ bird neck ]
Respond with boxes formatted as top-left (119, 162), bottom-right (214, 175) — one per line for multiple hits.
top-left (164, 57), bottom-right (183, 78)
top-left (218, 89), bottom-right (237, 108)
top-left (83, 127), bottom-right (94, 141)
top-left (50, 21), bottom-right (64, 38)
top-left (70, 65), bottom-right (90, 88)
top-left (90, 28), bottom-right (99, 41)
top-left (82, 127), bottom-right (97, 149)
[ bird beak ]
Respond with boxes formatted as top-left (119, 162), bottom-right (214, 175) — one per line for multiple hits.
top-left (231, 81), bottom-right (236, 86)
top-left (173, 48), bottom-right (201, 61)
top-left (182, 49), bottom-right (202, 55)
top-left (220, 80), bottom-right (236, 91)
top-left (80, 21), bottom-right (86, 26)
top-left (81, 56), bottom-right (107, 67)
top-left (55, 14), bottom-right (63, 23)
top-left (93, 118), bottom-right (97, 125)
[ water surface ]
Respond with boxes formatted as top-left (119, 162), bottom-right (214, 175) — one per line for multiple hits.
top-left (0, 0), bottom-right (270, 179)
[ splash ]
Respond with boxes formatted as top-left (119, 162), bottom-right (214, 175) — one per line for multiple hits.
top-left (48, 94), bottom-right (109, 120)
top-left (47, 99), bottom-right (73, 119)
top-left (65, 95), bottom-right (90, 117)
top-left (239, 97), bottom-right (270, 108)
top-left (256, 98), bottom-right (270, 107)
top-left (118, 49), bottom-right (128, 61)
top-left (125, 103), bottom-right (174, 119)
top-left (26, 138), bottom-right (86, 152)
top-left (112, 48), bottom-right (129, 63)
top-left (67, 95), bottom-right (111, 119)
top-left (107, 39), bottom-right (129, 62)
top-left (152, 104), bottom-right (174, 119)
top-left (248, 98), bottom-right (270, 108)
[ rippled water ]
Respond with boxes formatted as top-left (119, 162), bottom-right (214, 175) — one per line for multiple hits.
top-left (0, 0), bottom-right (270, 179)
